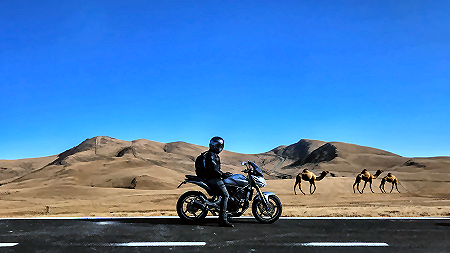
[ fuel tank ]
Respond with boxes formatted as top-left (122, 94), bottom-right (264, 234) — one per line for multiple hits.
top-left (223, 174), bottom-right (249, 187)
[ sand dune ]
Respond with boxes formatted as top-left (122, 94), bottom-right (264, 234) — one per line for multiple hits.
top-left (0, 136), bottom-right (449, 217)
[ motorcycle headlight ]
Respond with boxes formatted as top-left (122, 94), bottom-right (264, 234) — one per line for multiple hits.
top-left (251, 175), bottom-right (267, 187)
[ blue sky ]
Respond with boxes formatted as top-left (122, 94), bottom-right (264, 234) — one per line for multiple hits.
top-left (1, 0), bottom-right (449, 159)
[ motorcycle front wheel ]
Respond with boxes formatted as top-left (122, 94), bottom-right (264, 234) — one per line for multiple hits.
top-left (177, 191), bottom-right (208, 223)
top-left (252, 195), bottom-right (282, 224)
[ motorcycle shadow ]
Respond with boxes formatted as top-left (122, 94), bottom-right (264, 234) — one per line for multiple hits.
top-left (179, 217), bottom-right (261, 227)
top-left (88, 217), bottom-right (260, 227)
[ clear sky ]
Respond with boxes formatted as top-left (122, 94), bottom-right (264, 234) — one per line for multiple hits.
top-left (1, 0), bottom-right (449, 160)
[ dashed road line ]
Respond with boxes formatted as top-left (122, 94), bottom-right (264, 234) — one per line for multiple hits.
top-left (109, 242), bottom-right (206, 247)
top-left (106, 241), bottom-right (389, 247)
top-left (0, 243), bottom-right (18, 247)
top-left (301, 242), bottom-right (389, 247)
top-left (53, 241), bottom-right (388, 248)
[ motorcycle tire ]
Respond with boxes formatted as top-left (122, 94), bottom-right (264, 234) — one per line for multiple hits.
top-left (252, 194), bottom-right (282, 224)
top-left (177, 191), bottom-right (208, 223)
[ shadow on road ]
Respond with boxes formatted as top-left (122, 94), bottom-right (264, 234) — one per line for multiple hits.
top-left (87, 217), bottom-right (262, 227)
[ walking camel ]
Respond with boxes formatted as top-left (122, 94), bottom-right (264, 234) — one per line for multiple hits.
top-left (379, 173), bottom-right (400, 193)
top-left (294, 169), bottom-right (329, 195)
top-left (353, 169), bottom-right (383, 194)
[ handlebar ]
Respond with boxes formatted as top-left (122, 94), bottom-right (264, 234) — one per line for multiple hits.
top-left (241, 160), bottom-right (252, 173)
top-left (241, 168), bottom-right (251, 173)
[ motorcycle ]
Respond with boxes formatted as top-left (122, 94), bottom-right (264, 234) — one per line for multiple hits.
top-left (176, 160), bottom-right (282, 224)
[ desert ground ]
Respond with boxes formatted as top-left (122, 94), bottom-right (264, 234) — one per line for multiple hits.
top-left (1, 136), bottom-right (449, 218)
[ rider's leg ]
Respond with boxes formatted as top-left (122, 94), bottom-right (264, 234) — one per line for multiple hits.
top-left (216, 179), bottom-right (232, 227)
top-left (207, 178), bottom-right (233, 227)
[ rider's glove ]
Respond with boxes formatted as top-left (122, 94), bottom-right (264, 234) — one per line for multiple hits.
top-left (223, 172), bottom-right (233, 178)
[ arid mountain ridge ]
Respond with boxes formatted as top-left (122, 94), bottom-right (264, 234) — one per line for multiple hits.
top-left (1, 136), bottom-right (445, 189)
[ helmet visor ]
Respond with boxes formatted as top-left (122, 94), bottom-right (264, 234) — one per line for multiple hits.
top-left (212, 142), bottom-right (223, 152)
top-left (210, 138), bottom-right (224, 153)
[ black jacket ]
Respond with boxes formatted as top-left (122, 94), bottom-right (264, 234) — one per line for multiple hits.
top-left (195, 150), bottom-right (225, 180)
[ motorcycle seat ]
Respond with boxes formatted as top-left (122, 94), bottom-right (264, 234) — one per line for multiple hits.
top-left (184, 175), bottom-right (217, 195)
top-left (185, 175), bottom-right (208, 183)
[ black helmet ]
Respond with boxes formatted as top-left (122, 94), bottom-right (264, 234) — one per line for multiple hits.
top-left (209, 136), bottom-right (224, 154)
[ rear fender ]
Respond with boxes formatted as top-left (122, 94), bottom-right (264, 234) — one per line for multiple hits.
top-left (177, 180), bottom-right (215, 196)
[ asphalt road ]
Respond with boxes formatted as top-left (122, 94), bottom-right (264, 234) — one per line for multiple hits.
top-left (0, 217), bottom-right (449, 252)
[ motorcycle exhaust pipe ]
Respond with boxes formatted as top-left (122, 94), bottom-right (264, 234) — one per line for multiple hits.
top-left (191, 200), bottom-right (206, 210)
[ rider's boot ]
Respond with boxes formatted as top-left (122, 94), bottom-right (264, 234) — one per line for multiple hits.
top-left (219, 212), bottom-right (233, 227)
top-left (218, 199), bottom-right (233, 227)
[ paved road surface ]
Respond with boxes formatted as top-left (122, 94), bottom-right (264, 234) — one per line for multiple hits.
top-left (0, 217), bottom-right (449, 252)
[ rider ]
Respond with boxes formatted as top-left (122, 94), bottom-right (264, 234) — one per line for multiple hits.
top-left (195, 136), bottom-right (233, 227)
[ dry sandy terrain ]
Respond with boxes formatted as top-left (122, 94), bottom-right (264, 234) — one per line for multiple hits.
top-left (1, 136), bottom-right (449, 218)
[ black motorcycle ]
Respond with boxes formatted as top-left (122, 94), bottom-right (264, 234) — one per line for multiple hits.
top-left (176, 160), bottom-right (282, 224)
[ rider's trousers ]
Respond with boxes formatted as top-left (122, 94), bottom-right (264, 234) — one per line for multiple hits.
top-left (207, 178), bottom-right (230, 221)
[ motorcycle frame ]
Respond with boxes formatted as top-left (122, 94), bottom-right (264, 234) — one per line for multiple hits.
top-left (177, 161), bottom-right (273, 215)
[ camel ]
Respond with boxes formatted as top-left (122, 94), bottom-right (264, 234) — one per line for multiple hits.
top-left (379, 173), bottom-right (400, 193)
top-left (353, 169), bottom-right (383, 194)
top-left (294, 169), bottom-right (329, 195)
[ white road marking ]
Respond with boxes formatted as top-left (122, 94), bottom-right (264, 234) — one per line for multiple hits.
top-left (109, 242), bottom-right (206, 247)
top-left (107, 241), bottom-right (388, 247)
top-left (0, 243), bottom-right (18, 247)
top-left (301, 242), bottom-right (389, 247)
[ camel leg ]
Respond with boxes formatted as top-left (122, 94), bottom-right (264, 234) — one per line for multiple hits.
top-left (353, 176), bottom-right (361, 194)
top-left (390, 182), bottom-right (401, 193)
top-left (361, 181), bottom-right (367, 193)
top-left (369, 181), bottom-right (374, 193)
top-left (293, 177), bottom-right (299, 195)
top-left (380, 182), bottom-right (386, 193)
top-left (353, 177), bottom-right (362, 194)
top-left (394, 182), bottom-right (400, 193)
top-left (310, 181), bottom-right (316, 194)
top-left (299, 182), bottom-right (306, 195)
top-left (294, 176), bottom-right (305, 195)
top-left (356, 182), bottom-right (362, 194)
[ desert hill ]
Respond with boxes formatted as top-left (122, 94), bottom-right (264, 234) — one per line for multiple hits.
top-left (0, 136), bottom-right (449, 217)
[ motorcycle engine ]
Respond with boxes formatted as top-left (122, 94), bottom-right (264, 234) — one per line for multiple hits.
top-left (226, 186), bottom-right (247, 213)
top-left (227, 185), bottom-right (247, 199)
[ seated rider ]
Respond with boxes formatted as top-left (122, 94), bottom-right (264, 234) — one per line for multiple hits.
top-left (195, 136), bottom-right (233, 227)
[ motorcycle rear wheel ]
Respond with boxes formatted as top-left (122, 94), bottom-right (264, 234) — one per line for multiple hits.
top-left (177, 191), bottom-right (208, 223)
top-left (252, 195), bottom-right (282, 224)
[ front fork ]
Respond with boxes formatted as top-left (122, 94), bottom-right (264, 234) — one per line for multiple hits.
top-left (254, 184), bottom-right (271, 209)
